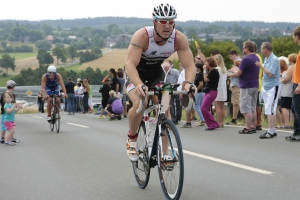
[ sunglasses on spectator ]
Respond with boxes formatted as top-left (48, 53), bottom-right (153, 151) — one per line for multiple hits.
top-left (156, 20), bottom-right (175, 26)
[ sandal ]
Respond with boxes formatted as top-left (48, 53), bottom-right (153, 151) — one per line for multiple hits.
top-left (126, 139), bottom-right (139, 162)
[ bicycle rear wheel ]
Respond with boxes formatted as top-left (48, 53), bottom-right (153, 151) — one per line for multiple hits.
top-left (55, 106), bottom-right (60, 133)
top-left (132, 121), bottom-right (151, 189)
top-left (49, 119), bottom-right (54, 132)
top-left (157, 119), bottom-right (184, 200)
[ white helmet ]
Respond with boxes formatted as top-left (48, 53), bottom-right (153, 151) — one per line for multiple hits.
top-left (47, 65), bottom-right (57, 73)
top-left (152, 3), bottom-right (177, 20)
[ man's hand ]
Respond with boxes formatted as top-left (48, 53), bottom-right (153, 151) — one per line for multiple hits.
top-left (255, 61), bottom-right (262, 68)
top-left (134, 84), bottom-right (147, 98)
top-left (65, 94), bottom-right (68, 99)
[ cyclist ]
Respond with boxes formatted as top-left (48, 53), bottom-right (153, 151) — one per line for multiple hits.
top-left (41, 65), bottom-right (68, 122)
top-left (125, 3), bottom-right (196, 162)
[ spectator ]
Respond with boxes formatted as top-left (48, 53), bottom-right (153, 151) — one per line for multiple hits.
top-left (82, 79), bottom-right (90, 114)
top-left (194, 63), bottom-right (205, 126)
top-left (0, 80), bottom-right (19, 144)
top-left (3, 92), bottom-right (21, 146)
top-left (37, 91), bottom-right (45, 113)
top-left (210, 50), bottom-right (220, 56)
top-left (109, 68), bottom-right (120, 94)
top-left (74, 78), bottom-right (82, 113)
top-left (117, 70), bottom-right (127, 118)
top-left (214, 54), bottom-right (227, 128)
top-left (75, 82), bottom-right (84, 113)
top-left (162, 61), bottom-right (180, 124)
top-left (201, 57), bottom-right (220, 130)
top-left (279, 58), bottom-right (293, 128)
top-left (59, 89), bottom-right (65, 111)
top-left (231, 41), bottom-right (260, 134)
top-left (105, 90), bottom-right (123, 121)
top-left (226, 50), bottom-right (242, 125)
top-left (178, 63), bottom-right (194, 128)
top-left (98, 78), bottom-right (112, 119)
top-left (65, 77), bottom-right (76, 115)
top-left (286, 27), bottom-right (300, 141)
top-left (83, 78), bottom-right (93, 113)
top-left (256, 42), bottom-right (281, 139)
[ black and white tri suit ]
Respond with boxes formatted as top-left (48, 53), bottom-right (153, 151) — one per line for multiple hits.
top-left (125, 26), bottom-right (176, 93)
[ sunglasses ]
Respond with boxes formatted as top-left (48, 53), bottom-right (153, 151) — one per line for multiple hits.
top-left (49, 72), bottom-right (55, 74)
top-left (156, 20), bottom-right (175, 26)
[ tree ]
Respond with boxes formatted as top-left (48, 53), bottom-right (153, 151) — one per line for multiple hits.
top-left (41, 23), bottom-right (54, 36)
top-left (0, 54), bottom-right (16, 73)
top-left (66, 45), bottom-right (78, 62)
top-left (272, 36), bottom-right (299, 57)
top-left (37, 49), bottom-right (54, 65)
top-left (52, 47), bottom-right (65, 66)
top-left (35, 40), bottom-right (52, 51)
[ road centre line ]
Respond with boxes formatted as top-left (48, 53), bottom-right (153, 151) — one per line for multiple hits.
top-left (66, 123), bottom-right (89, 128)
top-left (182, 149), bottom-right (274, 175)
top-left (33, 116), bottom-right (43, 119)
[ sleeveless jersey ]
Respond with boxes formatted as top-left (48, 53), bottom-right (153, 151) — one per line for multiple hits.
top-left (137, 26), bottom-right (176, 71)
top-left (46, 73), bottom-right (58, 88)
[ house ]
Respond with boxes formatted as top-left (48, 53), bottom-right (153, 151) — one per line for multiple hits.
top-left (46, 35), bottom-right (54, 41)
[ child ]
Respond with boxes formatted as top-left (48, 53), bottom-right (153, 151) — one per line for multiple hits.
top-left (3, 92), bottom-right (20, 146)
top-left (0, 80), bottom-right (19, 144)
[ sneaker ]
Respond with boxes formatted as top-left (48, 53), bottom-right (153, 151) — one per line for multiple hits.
top-left (126, 139), bottom-right (139, 162)
top-left (98, 115), bottom-right (104, 119)
top-left (0, 138), bottom-right (4, 144)
top-left (238, 128), bottom-right (252, 134)
top-left (195, 121), bottom-right (205, 127)
top-left (47, 116), bottom-right (52, 121)
top-left (287, 134), bottom-right (300, 142)
top-left (180, 123), bottom-right (192, 128)
top-left (225, 120), bottom-right (237, 125)
top-left (106, 115), bottom-right (110, 119)
top-left (109, 116), bottom-right (117, 121)
top-left (251, 129), bottom-right (256, 133)
top-left (12, 138), bottom-right (20, 143)
top-left (256, 125), bottom-right (262, 130)
top-left (5, 141), bottom-right (15, 146)
top-left (259, 132), bottom-right (274, 139)
top-left (117, 115), bottom-right (121, 120)
top-left (191, 117), bottom-right (197, 121)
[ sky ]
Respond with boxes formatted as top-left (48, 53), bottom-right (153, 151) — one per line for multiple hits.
top-left (2, 0), bottom-right (299, 23)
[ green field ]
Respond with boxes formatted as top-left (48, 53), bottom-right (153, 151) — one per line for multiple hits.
top-left (0, 76), bottom-right (15, 87)
top-left (61, 63), bottom-right (81, 72)
top-left (0, 52), bottom-right (37, 60)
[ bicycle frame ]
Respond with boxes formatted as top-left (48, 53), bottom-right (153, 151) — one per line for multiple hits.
top-left (140, 85), bottom-right (193, 168)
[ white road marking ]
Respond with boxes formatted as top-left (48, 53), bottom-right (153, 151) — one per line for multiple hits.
top-left (182, 149), bottom-right (274, 175)
top-left (66, 123), bottom-right (89, 128)
top-left (33, 116), bottom-right (43, 119)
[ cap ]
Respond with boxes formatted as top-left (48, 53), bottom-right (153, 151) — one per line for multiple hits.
top-left (77, 78), bottom-right (81, 82)
top-left (6, 80), bottom-right (16, 87)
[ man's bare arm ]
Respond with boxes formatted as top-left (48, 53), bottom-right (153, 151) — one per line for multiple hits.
top-left (41, 75), bottom-right (47, 95)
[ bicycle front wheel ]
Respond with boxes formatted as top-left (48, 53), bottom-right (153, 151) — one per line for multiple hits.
top-left (132, 121), bottom-right (151, 189)
top-left (157, 119), bottom-right (184, 200)
top-left (55, 106), bottom-right (60, 133)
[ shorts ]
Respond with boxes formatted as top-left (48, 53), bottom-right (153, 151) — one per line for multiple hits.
top-left (125, 67), bottom-right (165, 94)
top-left (1, 115), bottom-right (6, 132)
top-left (46, 85), bottom-right (59, 95)
top-left (280, 96), bottom-right (292, 109)
top-left (240, 88), bottom-right (258, 114)
top-left (230, 87), bottom-right (240, 105)
top-left (261, 85), bottom-right (281, 115)
top-left (180, 94), bottom-right (189, 108)
top-left (4, 121), bottom-right (15, 129)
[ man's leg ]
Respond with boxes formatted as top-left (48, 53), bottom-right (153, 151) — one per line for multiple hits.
top-left (170, 94), bottom-right (176, 122)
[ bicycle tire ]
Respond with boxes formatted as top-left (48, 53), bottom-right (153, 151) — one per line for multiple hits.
top-left (157, 119), bottom-right (184, 200)
top-left (55, 105), bottom-right (60, 133)
top-left (132, 121), bottom-right (151, 189)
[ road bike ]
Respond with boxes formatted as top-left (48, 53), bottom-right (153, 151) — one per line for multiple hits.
top-left (49, 94), bottom-right (60, 133)
top-left (131, 82), bottom-right (195, 200)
